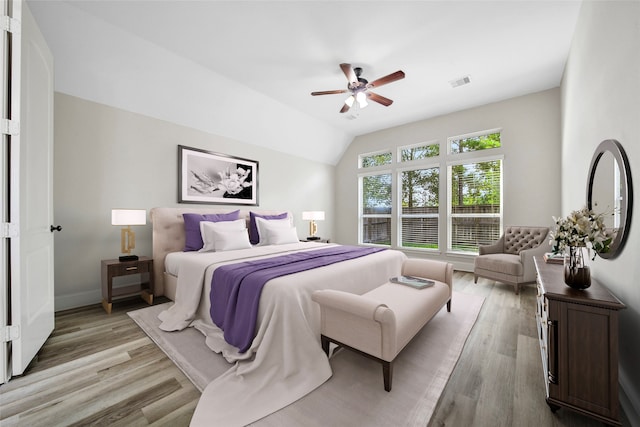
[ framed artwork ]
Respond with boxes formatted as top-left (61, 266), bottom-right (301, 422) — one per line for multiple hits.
top-left (178, 145), bottom-right (258, 205)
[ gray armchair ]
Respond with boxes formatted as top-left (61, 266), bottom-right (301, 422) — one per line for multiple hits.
top-left (473, 226), bottom-right (549, 294)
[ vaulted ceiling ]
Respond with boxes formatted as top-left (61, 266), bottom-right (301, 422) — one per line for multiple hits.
top-left (27, 1), bottom-right (582, 164)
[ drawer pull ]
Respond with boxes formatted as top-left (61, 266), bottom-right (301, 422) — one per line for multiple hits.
top-left (125, 266), bottom-right (138, 271)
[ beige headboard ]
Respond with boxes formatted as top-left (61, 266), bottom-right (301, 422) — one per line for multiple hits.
top-left (150, 207), bottom-right (291, 296)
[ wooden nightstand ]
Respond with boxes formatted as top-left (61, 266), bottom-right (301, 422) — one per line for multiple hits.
top-left (101, 256), bottom-right (154, 314)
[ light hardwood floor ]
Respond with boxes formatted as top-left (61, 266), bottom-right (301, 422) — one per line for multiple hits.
top-left (0, 272), bottom-right (630, 426)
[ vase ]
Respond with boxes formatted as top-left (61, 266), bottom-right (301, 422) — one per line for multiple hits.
top-left (564, 246), bottom-right (591, 289)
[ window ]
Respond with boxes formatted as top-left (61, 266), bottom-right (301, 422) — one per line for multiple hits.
top-left (357, 130), bottom-right (502, 255)
top-left (400, 167), bottom-right (439, 249)
top-left (360, 173), bottom-right (392, 245)
top-left (450, 131), bottom-right (501, 153)
top-left (360, 151), bottom-right (392, 168)
top-left (399, 142), bottom-right (439, 162)
top-left (449, 159), bottom-right (502, 252)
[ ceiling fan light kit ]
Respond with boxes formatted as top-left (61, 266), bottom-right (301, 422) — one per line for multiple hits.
top-left (311, 63), bottom-right (405, 116)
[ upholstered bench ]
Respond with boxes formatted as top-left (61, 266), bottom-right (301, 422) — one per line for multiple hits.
top-left (312, 259), bottom-right (453, 391)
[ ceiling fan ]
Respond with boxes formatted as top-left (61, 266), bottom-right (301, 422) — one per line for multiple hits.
top-left (311, 63), bottom-right (405, 114)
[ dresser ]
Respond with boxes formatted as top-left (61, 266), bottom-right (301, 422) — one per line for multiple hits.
top-left (534, 257), bottom-right (625, 425)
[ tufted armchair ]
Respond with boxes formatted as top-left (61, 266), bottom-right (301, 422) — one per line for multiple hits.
top-left (473, 226), bottom-right (550, 294)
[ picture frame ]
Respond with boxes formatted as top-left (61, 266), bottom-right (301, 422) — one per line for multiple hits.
top-left (178, 145), bottom-right (259, 205)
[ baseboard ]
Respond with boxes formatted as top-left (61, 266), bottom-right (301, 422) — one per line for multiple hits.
top-left (620, 367), bottom-right (640, 426)
top-left (55, 289), bottom-right (101, 312)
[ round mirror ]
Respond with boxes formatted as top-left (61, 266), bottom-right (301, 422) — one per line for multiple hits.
top-left (586, 139), bottom-right (633, 259)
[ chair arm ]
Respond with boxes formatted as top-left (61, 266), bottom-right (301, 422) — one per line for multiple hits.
top-left (519, 240), bottom-right (552, 281)
top-left (479, 235), bottom-right (505, 255)
top-left (312, 289), bottom-right (388, 321)
top-left (401, 259), bottom-right (453, 297)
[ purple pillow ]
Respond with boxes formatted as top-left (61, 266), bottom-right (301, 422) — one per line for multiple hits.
top-left (249, 211), bottom-right (288, 245)
top-left (183, 210), bottom-right (240, 251)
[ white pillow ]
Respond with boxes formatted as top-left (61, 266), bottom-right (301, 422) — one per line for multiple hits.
top-left (211, 228), bottom-right (252, 251)
top-left (199, 219), bottom-right (246, 252)
top-left (267, 226), bottom-right (299, 245)
top-left (255, 217), bottom-right (292, 246)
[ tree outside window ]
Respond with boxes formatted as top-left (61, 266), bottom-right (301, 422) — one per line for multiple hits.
top-left (361, 173), bottom-right (392, 245)
top-left (449, 132), bottom-right (502, 252)
top-left (400, 167), bottom-right (439, 249)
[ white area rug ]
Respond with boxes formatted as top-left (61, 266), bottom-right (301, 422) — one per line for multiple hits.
top-left (129, 291), bottom-right (484, 426)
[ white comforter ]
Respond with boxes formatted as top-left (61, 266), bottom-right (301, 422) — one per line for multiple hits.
top-left (158, 242), bottom-right (407, 426)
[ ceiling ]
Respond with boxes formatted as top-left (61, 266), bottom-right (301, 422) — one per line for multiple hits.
top-left (27, 1), bottom-right (583, 164)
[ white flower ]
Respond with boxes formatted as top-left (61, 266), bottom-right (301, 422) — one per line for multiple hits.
top-left (217, 167), bottom-right (252, 195)
top-left (550, 206), bottom-right (613, 259)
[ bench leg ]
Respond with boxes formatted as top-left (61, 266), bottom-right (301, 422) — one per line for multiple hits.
top-left (382, 361), bottom-right (393, 392)
top-left (321, 335), bottom-right (330, 357)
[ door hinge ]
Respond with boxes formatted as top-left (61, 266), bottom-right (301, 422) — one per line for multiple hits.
top-left (0, 15), bottom-right (21, 34)
top-left (1, 222), bottom-right (19, 238)
top-left (1, 325), bottom-right (20, 343)
top-left (1, 119), bottom-right (20, 135)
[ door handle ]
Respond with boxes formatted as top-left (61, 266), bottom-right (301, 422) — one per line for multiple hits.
top-left (50, 225), bottom-right (62, 232)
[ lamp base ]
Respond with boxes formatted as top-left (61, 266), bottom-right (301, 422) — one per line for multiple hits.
top-left (306, 236), bottom-right (321, 241)
top-left (119, 255), bottom-right (139, 262)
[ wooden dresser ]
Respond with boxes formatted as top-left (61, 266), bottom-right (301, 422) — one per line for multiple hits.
top-left (534, 257), bottom-right (625, 425)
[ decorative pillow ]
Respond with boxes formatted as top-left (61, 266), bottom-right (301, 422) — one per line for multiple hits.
top-left (183, 210), bottom-right (240, 251)
top-left (255, 217), bottom-right (292, 246)
top-left (249, 212), bottom-right (288, 244)
top-left (267, 226), bottom-right (299, 245)
top-left (211, 228), bottom-right (252, 252)
top-left (199, 219), bottom-right (246, 252)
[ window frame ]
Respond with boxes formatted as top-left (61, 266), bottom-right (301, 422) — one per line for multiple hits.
top-left (396, 161), bottom-right (441, 252)
top-left (358, 149), bottom-right (393, 169)
top-left (359, 169), bottom-right (393, 247)
top-left (448, 128), bottom-right (502, 155)
top-left (446, 153), bottom-right (504, 254)
top-left (397, 140), bottom-right (440, 164)
top-left (356, 129), bottom-right (504, 257)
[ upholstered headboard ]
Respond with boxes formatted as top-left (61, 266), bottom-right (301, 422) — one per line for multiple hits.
top-left (149, 207), bottom-right (292, 296)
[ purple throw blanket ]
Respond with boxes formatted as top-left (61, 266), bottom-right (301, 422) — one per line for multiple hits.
top-left (210, 245), bottom-right (385, 352)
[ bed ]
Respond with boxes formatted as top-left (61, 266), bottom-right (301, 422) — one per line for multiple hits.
top-left (149, 207), bottom-right (407, 426)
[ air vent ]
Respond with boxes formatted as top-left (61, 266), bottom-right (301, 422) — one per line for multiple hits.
top-left (450, 75), bottom-right (471, 88)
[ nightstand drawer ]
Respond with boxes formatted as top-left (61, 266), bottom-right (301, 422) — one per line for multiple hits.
top-left (112, 261), bottom-right (150, 276)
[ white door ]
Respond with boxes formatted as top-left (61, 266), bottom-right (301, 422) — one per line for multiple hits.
top-left (0, 0), bottom-right (55, 381)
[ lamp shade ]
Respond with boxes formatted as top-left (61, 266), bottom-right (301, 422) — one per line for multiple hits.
top-left (111, 209), bottom-right (146, 226)
top-left (302, 211), bottom-right (325, 221)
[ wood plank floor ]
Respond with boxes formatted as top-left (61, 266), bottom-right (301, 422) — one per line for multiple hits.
top-left (0, 273), bottom-right (630, 426)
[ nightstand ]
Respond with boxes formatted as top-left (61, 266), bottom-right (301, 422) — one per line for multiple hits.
top-left (101, 256), bottom-right (154, 314)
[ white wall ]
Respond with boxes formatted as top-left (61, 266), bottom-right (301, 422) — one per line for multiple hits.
top-left (53, 93), bottom-right (335, 310)
top-left (561, 1), bottom-right (640, 423)
top-left (334, 88), bottom-right (562, 270)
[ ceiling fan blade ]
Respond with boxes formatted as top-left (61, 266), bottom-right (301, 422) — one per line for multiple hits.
top-left (339, 103), bottom-right (350, 113)
top-left (367, 70), bottom-right (405, 89)
top-left (311, 89), bottom-right (348, 96)
top-left (367, 91), bottom-right (393, 107)
top-left (340, 63), bottom-right (358, 85)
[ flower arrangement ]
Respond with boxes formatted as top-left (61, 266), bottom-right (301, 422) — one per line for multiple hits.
top-left (549, 206), bottom-right (613, 259)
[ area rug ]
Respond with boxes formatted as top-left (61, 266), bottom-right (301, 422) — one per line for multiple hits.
top-left (128, 291), bottom-right (484, 426)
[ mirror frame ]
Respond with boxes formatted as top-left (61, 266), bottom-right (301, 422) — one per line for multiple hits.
top-left (586, 139), bottom-right (633, 259)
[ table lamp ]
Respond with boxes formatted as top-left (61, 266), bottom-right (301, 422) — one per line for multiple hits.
top-left (302, 211), bottom-right (325, 240)
top-left (111, 209), bottom-right (146, 261)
